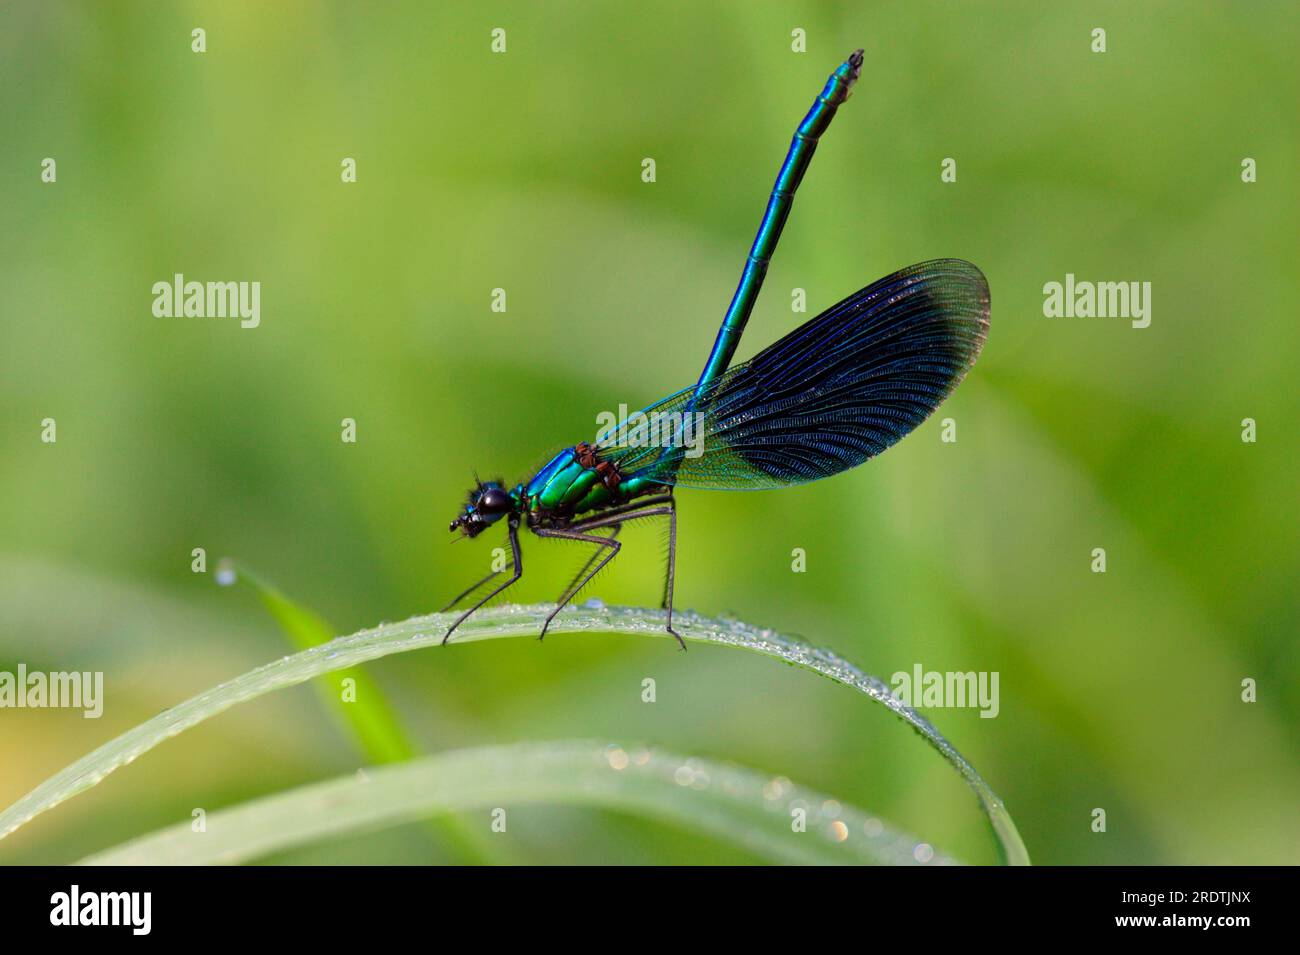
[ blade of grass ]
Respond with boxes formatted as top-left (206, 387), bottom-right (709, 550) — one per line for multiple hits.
top-left (78, 740), bottom-right (952, 865)
top-left (217, 560), bottom-right (414, 763)
top-left (0, 604), bottom-right (1029, 864)
top-left (216, 559), bottom-right (501, 864)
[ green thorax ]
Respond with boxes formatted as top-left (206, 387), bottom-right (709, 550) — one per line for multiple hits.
top-left (522, 447), bottom-right (660, 519)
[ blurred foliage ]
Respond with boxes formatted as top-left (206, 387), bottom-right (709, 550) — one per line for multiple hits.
top-left (0, 1), bottom-right (1296, 864)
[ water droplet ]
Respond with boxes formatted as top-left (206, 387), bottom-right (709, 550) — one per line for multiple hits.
top-left (763, 776), bottom-right (793, 801)
top-left (913, 842), bottom-right (934, 863)
top-left (215, 560), bottom-right (237, 587)
top-left (582, 597), bottom-right (606, 610)
top-left (605, 746), bottom-right (629, 771)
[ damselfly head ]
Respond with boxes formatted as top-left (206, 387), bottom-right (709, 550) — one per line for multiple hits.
top-left (449, 479), bottom-right (515, 538)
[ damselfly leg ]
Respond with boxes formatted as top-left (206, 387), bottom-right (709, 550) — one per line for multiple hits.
top-left (558, 524), bottom-right (622, 603)
top-left (442, 516), bottom-right (522, 643)
top-left (440, 559), bottom-right (515, 612)
top-left (535, 496), bottom-right (683, 649)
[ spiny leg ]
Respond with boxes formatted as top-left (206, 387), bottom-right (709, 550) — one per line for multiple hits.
top-left (659, 496), bottom-right (680, 647)
top-left (440, 556), bottom-right (515, 613)
top-left (576, 493), bottom-right (674, 521)
top-left (532, 524), bottom-right (620, 641)
top-left (443, 517), bottom-right (522, 644)
top-left (557, 523), bottom-right (621, 606)
top-left (545, 493), bottom-right (672, 620)
top-left (562, 500), bottom-right (684, 650)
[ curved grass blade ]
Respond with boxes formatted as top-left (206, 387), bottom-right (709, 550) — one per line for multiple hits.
top-left (78, 740), bottom-right (950, 866)
top-left (0, 604), bottom-right (1029, 865)
top-left (216, 559), bottom-right (502, 864)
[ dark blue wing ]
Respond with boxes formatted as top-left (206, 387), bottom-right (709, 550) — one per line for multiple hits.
top-left (595, 259), bottom-right (989, 489)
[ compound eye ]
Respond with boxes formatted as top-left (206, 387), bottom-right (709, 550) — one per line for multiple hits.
top-left (477, 487), bottom-right (512, 515)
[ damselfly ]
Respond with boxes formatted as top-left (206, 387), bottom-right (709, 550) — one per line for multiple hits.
top-left (444, 50), bottom-right (989, 647)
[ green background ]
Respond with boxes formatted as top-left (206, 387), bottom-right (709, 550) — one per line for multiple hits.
top-left (1, 1), bottom-right (1295, 865)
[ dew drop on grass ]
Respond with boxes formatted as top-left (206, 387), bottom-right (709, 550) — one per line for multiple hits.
top-left (605, 746), bottom-right (629, 771)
